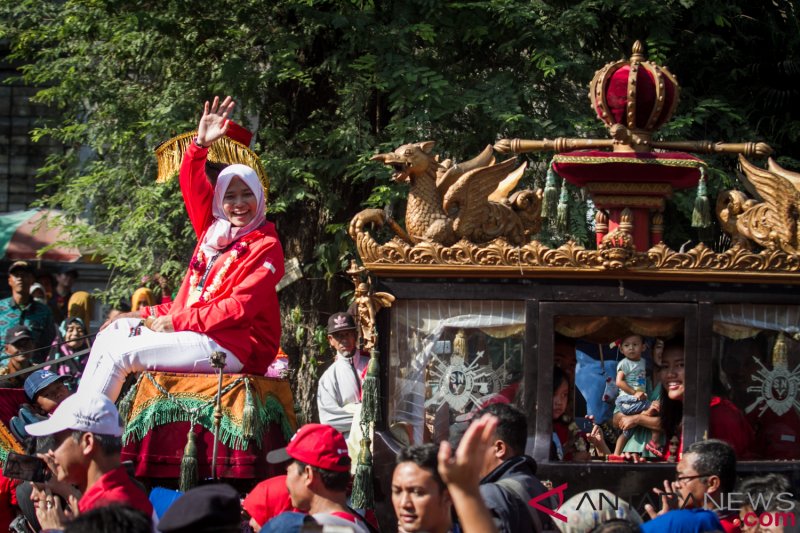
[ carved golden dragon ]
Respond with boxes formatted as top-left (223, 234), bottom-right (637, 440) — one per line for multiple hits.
top-left (350, 141), bottom-right (542, 246)
top-left (717, 155), bottom-right (800, 253)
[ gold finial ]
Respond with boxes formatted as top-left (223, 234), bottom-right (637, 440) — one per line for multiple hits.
top-left (772, 333), bottom-right (788, 367)
top-left (453, 329), bottom-right (468, 357)
top-left (619, 207), bottom-right (634, 234)
top-left (652, 212), bottom-right (664, 226)
top-left (631, 40), bottom-right (645, 62)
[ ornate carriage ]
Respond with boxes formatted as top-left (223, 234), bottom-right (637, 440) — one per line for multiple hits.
top-left (348, 42), bottom-right (800, 530)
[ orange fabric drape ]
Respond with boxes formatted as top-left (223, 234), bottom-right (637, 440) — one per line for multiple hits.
top-left (554, 316), bottom-right (683, 342)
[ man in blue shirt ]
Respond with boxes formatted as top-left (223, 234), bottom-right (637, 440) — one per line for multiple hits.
top-left (642, 439), bottom-right (740, 533)
top-left (0, 261), bottom-right (55, 363)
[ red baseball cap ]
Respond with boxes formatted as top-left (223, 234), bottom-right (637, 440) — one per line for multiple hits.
top-left (242, 475), bottom-right (294, 526)
top-left (266, 424), bottom-right (351, 472)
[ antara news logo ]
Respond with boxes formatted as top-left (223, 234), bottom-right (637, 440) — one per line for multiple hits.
top-left (528, 483), bottom-right (797, 528)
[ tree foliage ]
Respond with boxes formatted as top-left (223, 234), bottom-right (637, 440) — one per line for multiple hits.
top-left (2, 0), bottom-right (799, 408)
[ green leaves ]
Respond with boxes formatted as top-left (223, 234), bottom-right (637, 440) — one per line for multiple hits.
top-left (2, 0), bottom-right (799, 301)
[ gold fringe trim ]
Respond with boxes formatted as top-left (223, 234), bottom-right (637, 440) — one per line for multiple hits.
top-left (154, 131), bottom-right (270, 201)
top-left (0, 421), bottom-right (23, 463)
top-left (553, 154), bottom-right (706, 169)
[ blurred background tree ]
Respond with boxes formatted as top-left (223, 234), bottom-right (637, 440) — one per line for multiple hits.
top-left (2, 0), bottom-right (798, 421)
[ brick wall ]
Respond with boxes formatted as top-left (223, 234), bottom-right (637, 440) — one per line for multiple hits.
top-left (0, 41), bottom-right (64, 213)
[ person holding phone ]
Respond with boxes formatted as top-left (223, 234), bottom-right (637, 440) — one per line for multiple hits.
top-left (76, 96), bottom-right (284, 402)
top-left (23, 391), bottom-right (153, 529)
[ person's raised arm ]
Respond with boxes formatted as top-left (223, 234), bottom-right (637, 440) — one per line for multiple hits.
top-left (181, 96), bottom-right (236, 236)
top-left (195, 96), bottom-right (234, 148)
top-left (438, 414), bottom-right (500, 533)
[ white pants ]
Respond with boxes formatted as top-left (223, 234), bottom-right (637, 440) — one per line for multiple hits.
top-left (78, 318), bottom-right (243, 401)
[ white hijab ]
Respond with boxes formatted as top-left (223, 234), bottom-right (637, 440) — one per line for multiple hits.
top-left (200, 163), bottom-right (266, 256)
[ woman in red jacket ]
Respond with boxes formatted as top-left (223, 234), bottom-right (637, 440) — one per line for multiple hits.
top-left (78, 96), bottom-right (284, 401)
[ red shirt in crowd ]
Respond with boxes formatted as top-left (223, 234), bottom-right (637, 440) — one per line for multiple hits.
top-left (78, 466), bottom-right (153, 516)
top-left (666, 396), bottom-right (755, 462)
top-left (709, 396), bottom-right (754, 458)
top-left (0, 470), bottom-right (17, 532)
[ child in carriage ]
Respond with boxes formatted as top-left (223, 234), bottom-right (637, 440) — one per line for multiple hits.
top-left (613, 334), bottom-right (663, 457)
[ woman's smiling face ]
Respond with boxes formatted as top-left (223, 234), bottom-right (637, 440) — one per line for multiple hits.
top-left (222, 177), bottom-right (257, 227)
top-left (661, 345), bottom-right (685, 401)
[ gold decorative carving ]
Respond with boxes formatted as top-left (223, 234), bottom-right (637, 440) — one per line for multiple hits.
top-left (351, 142), bottom-right (542, 247)
top-left (346, 260), bottom-right (394, 351)
top-left (595, 210), bottom-right (609, 233)
top-left (494, 42), bottom-right (772, 156)
top-left (591, 196), bottom-right (665, 210)
top-left (350, 229), bottom-right (800, 282)
top-left (651, 212), bottom-right (664, 233)
top-left (599, 227), bottom-right (635, 269)
top-left (585, 182), bottom-right (673, 196)
top-left (494, 137), bottom-right (773, 158)
top-left (619, 208), bottom-right (633, 233)
top-left (716, 156), bottom-right (800, 253)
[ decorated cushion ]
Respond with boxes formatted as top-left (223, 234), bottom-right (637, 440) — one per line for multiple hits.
top-left (120, 371), bottom-right (295, 482)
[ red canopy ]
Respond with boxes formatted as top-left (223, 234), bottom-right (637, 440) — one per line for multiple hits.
top-left (552, 150), bottom-right (705, 189)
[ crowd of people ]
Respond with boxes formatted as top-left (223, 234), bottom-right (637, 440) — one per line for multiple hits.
top-left (0, 95), bottom-right (795, 533)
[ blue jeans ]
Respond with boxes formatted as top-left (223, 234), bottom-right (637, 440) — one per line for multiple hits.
top-left (616, 395), bottom-right (651, 437)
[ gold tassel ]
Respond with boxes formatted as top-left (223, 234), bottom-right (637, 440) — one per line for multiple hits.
top-left (242, 379), bottom-right (256, 440)
top-left (691, 167), bottom-right (711, 228)
top-left (180, 428), bottom-right (199, 492)
top-left (153, 131), bottom-right (270, 198)
top-left (541, 165), bottom-right (558, 219)
top-left (556, 183), bottom-right (569, 233)
top-left (360, 350), bottom-right (380, 425)
top-left (350, 436), bottom-right (374, 509)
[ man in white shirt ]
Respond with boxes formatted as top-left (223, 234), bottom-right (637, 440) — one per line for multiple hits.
top-left (317, 312), bottom-right (368, 436)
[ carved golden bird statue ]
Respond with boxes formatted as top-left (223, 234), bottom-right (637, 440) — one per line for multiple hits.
top-left (716, 155), bottom-right (800, 253)
top-left (353, 141), bottom-right (542, 246)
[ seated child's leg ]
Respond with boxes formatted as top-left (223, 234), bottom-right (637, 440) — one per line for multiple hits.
top-left (614, 433), bottom-right (629, 455)
top-left (618, 399), bottom-right (650, 416)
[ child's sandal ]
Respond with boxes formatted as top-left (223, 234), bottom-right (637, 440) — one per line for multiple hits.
top-left (645, 440), bottom-right (665, 458)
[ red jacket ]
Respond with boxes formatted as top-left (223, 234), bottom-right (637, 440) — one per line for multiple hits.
top-left (141, 142), bottom-right (284, 374)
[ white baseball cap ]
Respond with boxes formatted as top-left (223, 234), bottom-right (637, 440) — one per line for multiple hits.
top-left (25, 392), bottom-right (123, 437)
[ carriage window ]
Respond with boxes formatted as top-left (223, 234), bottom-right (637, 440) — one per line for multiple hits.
top-left (555, 315), bottom-right (684, 462)
top-left (388, 300), bottom-right (524, 444)
top-left (713, 304), bottom-right (800, 461)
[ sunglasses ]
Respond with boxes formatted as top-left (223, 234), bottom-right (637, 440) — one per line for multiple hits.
top-left (675, 473), bottom-right (709, 483)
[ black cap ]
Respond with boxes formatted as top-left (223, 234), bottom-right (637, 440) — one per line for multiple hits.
top-left (327, 312), bottom-right (357, 334)
top-left (158, 484), bottom-right (241, 533)
top-left (4, 325), bottom-right (33, 346)
top-left (8, 261), bottom-right (33, 276)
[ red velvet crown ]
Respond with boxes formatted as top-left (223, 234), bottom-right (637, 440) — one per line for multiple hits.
top-left (589, 41), bottom-right (679, 134)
